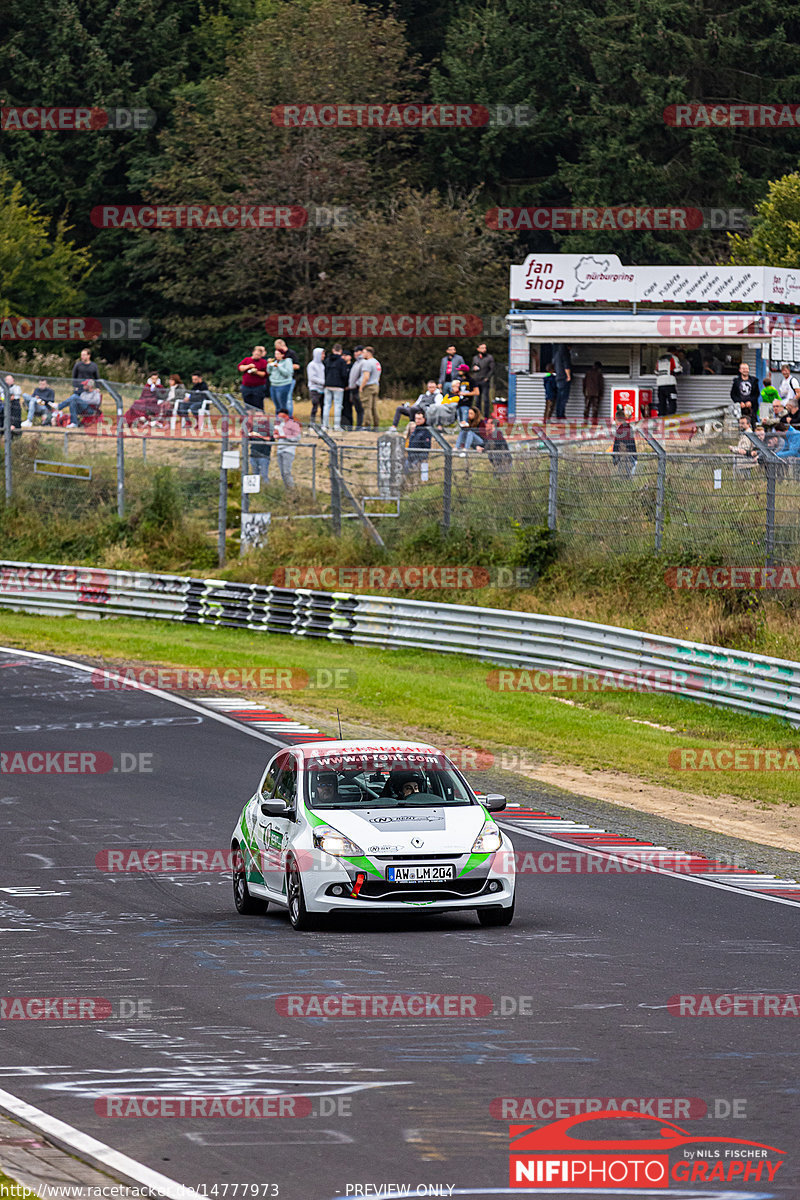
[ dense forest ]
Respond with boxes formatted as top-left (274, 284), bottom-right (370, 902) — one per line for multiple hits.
top-left (4, 0), bottom-right (800, 380)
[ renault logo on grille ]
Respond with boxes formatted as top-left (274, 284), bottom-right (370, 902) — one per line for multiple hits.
top-left (411, 837), bottom-right (424, 848)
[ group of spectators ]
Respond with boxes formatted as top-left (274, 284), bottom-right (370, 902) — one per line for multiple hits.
top-left (732, 365), bottom-right (800, 465)
top-left (3, 349), bottom-right (105, 429)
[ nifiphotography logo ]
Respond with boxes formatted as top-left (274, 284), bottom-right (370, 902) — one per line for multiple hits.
top-left (508, 1110), bottom-right (784, 1188)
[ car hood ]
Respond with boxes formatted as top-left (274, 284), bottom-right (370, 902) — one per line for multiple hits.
top-left (316, 805), bottom-right (490, 854)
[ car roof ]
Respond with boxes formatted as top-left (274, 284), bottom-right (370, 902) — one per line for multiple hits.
top-left (293, 740), bottom-right (440, 761)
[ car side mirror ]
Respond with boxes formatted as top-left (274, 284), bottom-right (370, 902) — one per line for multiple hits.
top-left (482, 793), bottom-right (507, 812)
top-left (260, 799), bottom-right (290, 817)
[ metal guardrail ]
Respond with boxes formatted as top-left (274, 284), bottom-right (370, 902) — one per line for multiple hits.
top-left (0, 559), bottom-right (798, 726)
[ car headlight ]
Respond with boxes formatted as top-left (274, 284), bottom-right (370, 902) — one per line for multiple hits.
top-left (471, 819), bottom-right (502, 853)
top-left (313, 826), bottom-right (364, 856)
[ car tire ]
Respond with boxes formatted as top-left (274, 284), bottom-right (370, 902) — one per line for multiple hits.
top-left (477, 899), bottom-right (514, 927)
top-left (286, 860), bottom-right (320, 931)
top-left (232, 844), bottom-right (267, 915)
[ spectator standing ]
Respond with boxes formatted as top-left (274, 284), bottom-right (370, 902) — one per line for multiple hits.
top-left (359, 346), bottom-right (380, 429)
top-left (274, 408), bottom-right (302, 487)
top-left (306, 347), bottom-right (325, 425)
top-left (22, 377), bottom-right (56, 426)
top-left (469, 343), bottom-right (495, 417)
top-left (267, 348), bottom-right (294, 415)
top-left (274, 339), bottom-right (300, 408)
top-left (438, 345), bottom-right (465, 390)
top-left (777, 363), bottom-right (800, 406)
top-left (543, 362), bottom-right (557, 423)
top-left (612, 405), bottom-right (637, 476)
top-left (730, 362), bottom-right (758, 428)
top-left (249, 411), bottom-right (272, 483)
top-left (2, 375), bottom-right (25, 431)
top-left (341, 352), bottom-right (353, 429)
top-left (71, 347), bottom-right (99, 386)
top-left (655, 347), bottom-right (682, 416)
top-left (237, 345), bottom-right (268, 410)
top-left (582, 361), bottom-right (604, 425)
top-left (553, 344), bottom-right (571, 419)
top-left (761, 377), bottom-right (782, 410)
top-left (404, 409), bottom-right (431, 478)
top-left (323, 342), bottom-right (349, 431)
top-left (347, 347), bottom-right (365, 430)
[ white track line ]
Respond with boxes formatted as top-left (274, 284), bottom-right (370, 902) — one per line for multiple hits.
top-left (0, 1086), bottom-right (201, 1199)
top-left (501, 822), bottom-right (800, 909)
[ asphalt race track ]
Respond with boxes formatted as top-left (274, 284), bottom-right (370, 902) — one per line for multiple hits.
top-left (0, 647), bottom-right (798, 1200)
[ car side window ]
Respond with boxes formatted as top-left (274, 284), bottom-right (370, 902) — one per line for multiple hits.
top-left (259, 756), bottom-right (281, 799)
top-left (273, 758), bottom-right (298, 809)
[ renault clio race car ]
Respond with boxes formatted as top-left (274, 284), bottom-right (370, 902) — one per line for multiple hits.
top-left (230, 740), bottom-right (516, 930)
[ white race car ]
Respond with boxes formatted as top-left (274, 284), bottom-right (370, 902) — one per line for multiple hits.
top-left (231, 740), bottom-right (516, 930)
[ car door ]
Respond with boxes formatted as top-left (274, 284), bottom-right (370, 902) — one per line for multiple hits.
top-left (260, 752), bottom-right (298, 896)
top-left (247, 754), bottom-right (283, 888)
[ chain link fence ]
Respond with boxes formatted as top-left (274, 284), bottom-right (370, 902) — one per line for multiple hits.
top-left (2, 380), bottom-right (799, 565)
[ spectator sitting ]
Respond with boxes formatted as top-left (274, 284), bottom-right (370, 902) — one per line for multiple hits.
top-left (59, 379), bottom-right (102, 427)
top-left (732, 415), bottom-right (759, 465)
top-left (784, 397), bottom-right (800, 429)
top-left (425, 385), bottom-right (460, 429)
top-left (455, 405), bottom-right (486, 454)
top-left (767, 398), bottom-right (789, 431)
top-left (389, 381), bottom-right (443, 433)
top-left (22, 378), bottom-right (56, 426)
top-left (165, 374), bottom-right (187, 427)
top-left (403, 409), bottom-right (431, 478)
top-left (185, 372), bottom-right (210, 425)
top-left (483, 417), bottom-right (512, 473)
top-left (776, 424), bottom-right (800, 459)
top-left (273, 408), bottom-right (302, 488)
top-left (123, 372), bottom-right (163, 428)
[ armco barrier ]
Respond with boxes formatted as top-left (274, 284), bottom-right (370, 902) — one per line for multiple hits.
top-left (0, 559), bottom-right (798, 726)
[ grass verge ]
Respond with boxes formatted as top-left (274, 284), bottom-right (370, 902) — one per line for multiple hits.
top-left (0, 610), bottom-right (797, 809)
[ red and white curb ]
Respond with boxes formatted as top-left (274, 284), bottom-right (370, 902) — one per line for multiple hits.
top-left (196, 696), bottom-right (337, 741)
top-left (501, 805), bottom-right (800, 905)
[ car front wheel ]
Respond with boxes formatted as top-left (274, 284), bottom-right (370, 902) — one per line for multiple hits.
top-left (286, 860), bottom-right (319, 931)
top-left (477, 899), bottom-right (514, 927)
top-left (232, 844), bottom-right (267, 915)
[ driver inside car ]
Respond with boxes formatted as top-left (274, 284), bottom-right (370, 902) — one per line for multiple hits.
top-left (314, 773), bottom-right (338, 806)
top-left (382, 769), bottom-right (426, 800)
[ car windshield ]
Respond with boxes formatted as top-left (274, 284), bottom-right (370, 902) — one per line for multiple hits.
top-left (304, 753), bottom-right (475, 810)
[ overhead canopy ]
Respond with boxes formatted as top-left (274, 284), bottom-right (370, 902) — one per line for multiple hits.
top-left (507, 311), bottom-right (764, 343)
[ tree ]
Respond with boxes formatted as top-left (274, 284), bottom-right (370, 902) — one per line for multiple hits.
top-left (0, 174), bottom-right (91, 318)
top-left (728, 173), bottom-right (800, 266)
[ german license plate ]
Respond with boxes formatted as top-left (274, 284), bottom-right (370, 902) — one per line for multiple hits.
top-left (386, 865), bottom-right (455, 882)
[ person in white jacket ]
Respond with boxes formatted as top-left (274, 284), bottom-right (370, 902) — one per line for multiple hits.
top-left (306, 347), bottom-right (325, 425)
top-left (654, 347), bottom-right (682, 416)
top-left (274, 408), bottom-right (302, 487)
